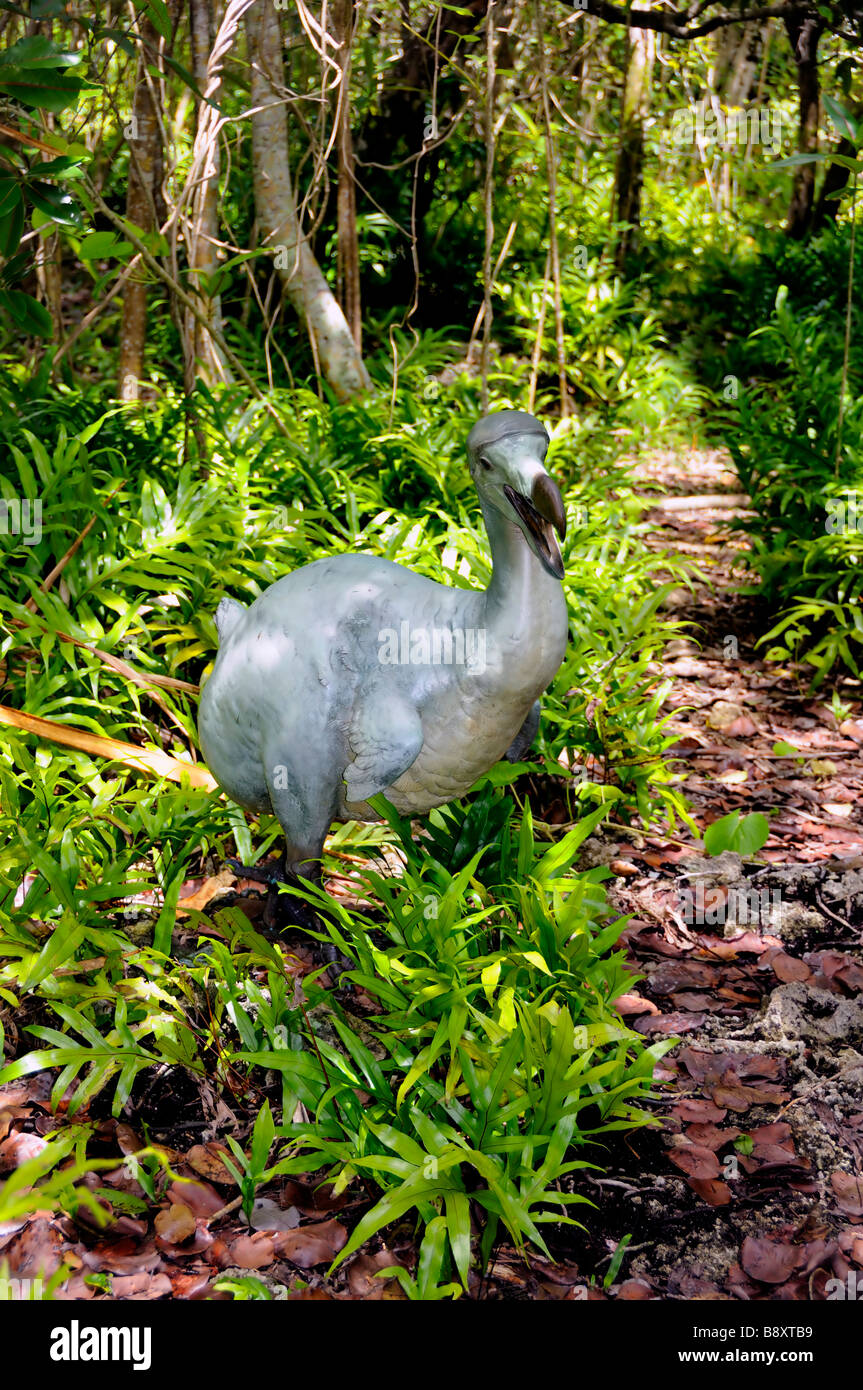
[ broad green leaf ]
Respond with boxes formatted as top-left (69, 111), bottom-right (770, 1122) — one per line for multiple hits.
top-left (145, 0), bottom-right (171, 40)
top-left (703, 810), bottom-right (769, 858)
top-left (0, 68), bottom-right (92, 113)
top-left (824, 93), bottom-right (859, 144)
top-left (0, 35), bottom-right (83, 69)
top-left (26, 180), bottom-right (83, 228)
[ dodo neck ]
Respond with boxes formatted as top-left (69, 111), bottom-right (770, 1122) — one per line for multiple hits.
top-left (480, 497), bottom-right (564, 634)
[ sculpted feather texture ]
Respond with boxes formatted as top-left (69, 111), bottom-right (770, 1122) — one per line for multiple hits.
top-left (197, 410), bottom-right (569, 890)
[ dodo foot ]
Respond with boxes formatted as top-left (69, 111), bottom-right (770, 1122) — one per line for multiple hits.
top-left (226, 858), bottom-right (349, 984)
top-left (227, 857), bottom-right (319, 933)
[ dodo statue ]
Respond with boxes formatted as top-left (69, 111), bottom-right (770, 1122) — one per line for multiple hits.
top-left (198, 409), bottom-right (568, 918)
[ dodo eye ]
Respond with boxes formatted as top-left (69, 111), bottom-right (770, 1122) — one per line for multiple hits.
top-left (480, 456), bottom-right (492, 472)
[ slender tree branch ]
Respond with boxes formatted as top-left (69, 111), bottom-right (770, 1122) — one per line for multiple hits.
top-left (560, 0), bottom-right (814, 41)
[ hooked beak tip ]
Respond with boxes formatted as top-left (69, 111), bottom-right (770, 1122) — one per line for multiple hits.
top-left (531, 473), bottom-right (567, 540)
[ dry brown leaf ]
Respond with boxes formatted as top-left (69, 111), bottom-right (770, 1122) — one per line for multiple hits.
top-left (273, 1218), bottom-right (348, 1269)
top-left (668, 1144), bottom-right (721, 1179)
top-left (229, 1233), bottom-right (275, 1269)
top-left (186, 1142), bottom-right (236, 1186)
top-left (688, 1178), bottom-right (732, 1207)
top-left (685, 1123), bottom-right (740, 1150)
top-left (838, 720), bottom-right (863, 743)
top-left (167, 1178), bottom-right (225, 1218)
top-left (176, 871), bottom-right (237, 918)
top-left (616, 992), bottom-right (660, 1017)
top-left (769, 951), bottom-right (813, 984)
top-left (281, 1179), bottom-right (349, 1215)
top-left (712, 1082), bottom-right (789, 1112)
top-left (346, 1249), bottom-right (405, 1299)
top-left (635, 1011), bottom-right (706, 1034)
top-left (616, 1279), bottom-right (653, 1299)
top-left (671, 1099), bottom-right (727, 1124)
top-left (170, 1272), bottom-right (215, 1299)
top-left (832, 1172), bottom-right (863, 1217)
top-left (796, 1239), bottom-right (837, 1275)
top-left (154, 1203), bottom-right (197, 1245)
top-left (0, 703), bottom-right (217, 789)
top-left (740, 1235), bottom-right (800, 1284)
top-left (0, 1131), bottom-right (47, 1172)
top-left (115, 1123), bottom-right (145, 1156)
top-left (81, 1240), bottom-right (162, 1276)
top-left (750, 1121), bottom-right (794, 1149)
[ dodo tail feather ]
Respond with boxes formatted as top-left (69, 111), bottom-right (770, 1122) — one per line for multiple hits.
top-left (214, 596), bottom-right (244, 645)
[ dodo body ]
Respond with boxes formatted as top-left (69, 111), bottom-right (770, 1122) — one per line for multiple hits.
top-left (198, 410), bottom-right (569, 884)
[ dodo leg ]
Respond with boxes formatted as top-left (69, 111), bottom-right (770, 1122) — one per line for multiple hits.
top-left (505, 700), bottom-right (541, 762)
top-left (262, 749), bottom-right (339, 932)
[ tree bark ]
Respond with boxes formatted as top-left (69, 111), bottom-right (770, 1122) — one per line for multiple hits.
top-left (184, 0), bottom-right (230, 390)
top-left (354, 0), bottom-right (489, 304)
top-left (358, 0), bottom-right (488, 170)
top-left (714, 22), bottom-right (768, 106)
top-left (331, 0), bottom-right (361, 350)
top-left (247, 0), bottom-right (369, 401)
top-left (118, 14), bottom-right (164, 400)
top-left (613, 9), bottom-right (654, 273)
top-left (36, 230), bottom-right (63, 345)
top-left (784, 12), bottom-right (822, 239)
top-left (535, 0), bottom-right (567, 416)
top-left (480, 0), bottom-right (496, 414)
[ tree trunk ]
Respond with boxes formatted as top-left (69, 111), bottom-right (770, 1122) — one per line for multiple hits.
top-left (184, 0), bottom-right (230, 390)
top-left (613, 10), bottom-right (654, 274)
top-left (118, 15), bottom-right (164, 400)
top-left (714, 22), bottom-right (767, 107)
top-left (535, 0), bottom-right (567, 417)
top-left (784, 13), bottom-right (822, 240)
top-left (331, 0), bottom-right (361, 350)
top-left (812, 122), bottom-right (863, 233)
top-left (353, 0), bottom-right (488, 308)
top-left (247, 0), bottom-right (369, 401)
top-left (358, 0), bottom-right (488, 170)
top-left (480, 0), bottom-right (496, 413)
top-left (36, 230), bottom-right (63, 345)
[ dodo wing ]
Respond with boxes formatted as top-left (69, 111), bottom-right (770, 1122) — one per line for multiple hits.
top-left (343, 695), bottom-right (423, 803)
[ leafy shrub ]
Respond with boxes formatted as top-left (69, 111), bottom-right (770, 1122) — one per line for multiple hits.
top-left (0, 365), bottom-right (680, 1282)
top-left (238, 791), bottom-right (672, 1292)
top-left (722, 288), bottom-right (863, 680)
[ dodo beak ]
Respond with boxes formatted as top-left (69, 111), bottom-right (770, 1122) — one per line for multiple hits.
top-left (503, 470), bottom-right (567, 580)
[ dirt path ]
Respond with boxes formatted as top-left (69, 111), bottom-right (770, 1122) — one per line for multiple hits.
top-left (548, 445), bottom-right (863, 1301)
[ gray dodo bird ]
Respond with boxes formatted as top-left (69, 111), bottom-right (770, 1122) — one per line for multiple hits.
top-left (197, 410), bottom-right (568, 919)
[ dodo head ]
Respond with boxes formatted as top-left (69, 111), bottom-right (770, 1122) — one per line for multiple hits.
top-left (466, 410), bottom-right (566, 580)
